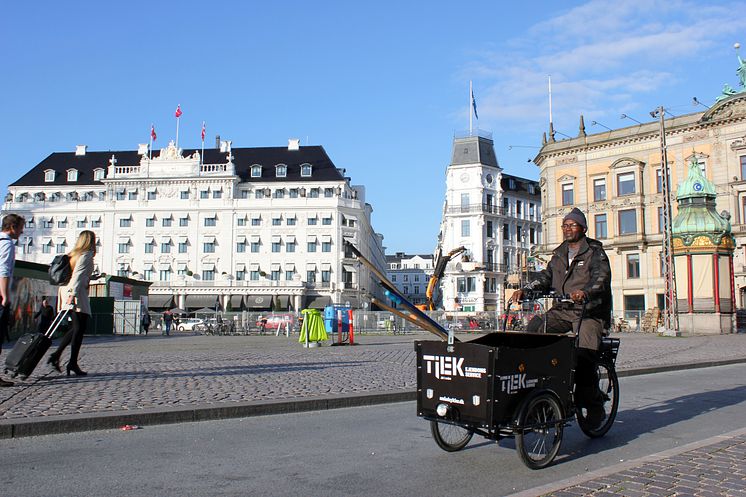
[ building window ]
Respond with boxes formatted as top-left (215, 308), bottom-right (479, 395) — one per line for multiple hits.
top-left (118, 242), bottom-right (130, 254)
top-left (595, 214), bottom-right (608, 239)
top-left (143, 269), bottom-right (154, 280)
top-left (250, 271), bottom-right (260, 281)
top-left (58, 219), bottom-right (68, 229)
top-left (179, 217), bottom-right (189, 227)
top-left (301, 164), bottom-right (312, 177)
top-left (77, 219), bottom-right (86, 228)
top-left (658, 251), bottom-right (665, 276)
top-left (91, 218), bottom-right (101, 228)
top-left (148, 190), bottom-right (157, 200)
top-left (272, 217), bottom-right (282, 226)
top-left (617, 172), bottom-right (636, 195)
top-left (45, 170), bottom-right (55, 182)
top-left (204, 217), bottom-right (217, 227)
top-left (562, 183), bottom-right (574, 205)
top-left (203, 242), bottom-right (215, 253)
top-left (116, 190), bottom-right (126, 200)
top-left (322, 241), bottom-right (332, 252)
top-left (740, 156), bottom-right (746, 180)
top-left (461, 220), bottom-right (470, 237)
top-left (202, 270), bottom-right (215, 281)
top-left (236, 270), bottom-right (246, 281)
top-left (276, 164), bottom-right (287, 177)
top-left (286, 241), bottom-right (296, 253)
top-left (237, 241), bottom-right (246, 253)
top-left (503, 223), bottom-right (510, 241)
top-left (272, 242), bottom-right (281, 253)
top-left (251, 242), bottom-right (260, 253)
top-left (237, 217), bottom-right (247, 226)
top-left (516, 200), bottom-right (522, 215)
top-left (618, 209), bottom-right (637, 234)
top-left (161, 241), bottom-right (171, 253)
top-left (324, 188), bottom-right (334, 198)
top-left (146, 217), bottom-right (155, 227)
top-left (178, 242), bottom-right (188, 253)
top-left (270, 270), bottom-right (280, 281)
top-left (321, 270), bottom-right (331, 283)
top-left (403, 274), bottom-right (409, 282)
top-left (42, 241), bottom-right (52, 254)
top-left (128, 190), bottom-right (138, 200)
top-left (460, 193), bottom-right (469, 211)
top-left (159, 269), bottom-right (172, 282)
top-left (627, 253), bottom-right (640, 278)
top-left (457, 277), bottom-right (476, 293)
top-left (180, 190), bottom-right (190, 199)
top-left (658, 207), bottom-right (664, 233)
top-left (306, 271), bottom-right (316, 283)
top-left (623, 294), bottom-right (645, 320)
top-left (67, 169), bottom-right (78, 181)
top-left (251, 217), bottom-right (261, 226)
top-left (289, 188), bottom-right (299, 198)
top-left (119, 218), bottom-right (131, 228)
top-left (322, 216), bottom-right (332, 225)
top-left (530, 227), bottom-right (536, 244)
top-left (309, 188), bottom-right (320, 198)
top-left (285, 270), bottom-right (294, 281)
top-left (593, 178), bottom-right (606, 202)
top-left (162, 217), bottom-right (172, 227)
top-left (56, 242), bottom-right (66, 254)
top-left (144, 241), bottom-right (154, 254)
top-left (656, 168), bottom-right (663, 193)
top-left (307, 241), bottom-right (317, 252)
top-left (254, 190), bottom-right (264, 199)
top-left (212, 189), bottom-right (222, 199)
top-left (287, 217), bottom-right (296, 226)
top-left (200, 190), bottom-right (209, 199)
top-left (94, 168), bottom-right (105, 181)
top-left (251, 165), bottom-right (262, 177)
top-left (486, 221), bottom-right (493, 238)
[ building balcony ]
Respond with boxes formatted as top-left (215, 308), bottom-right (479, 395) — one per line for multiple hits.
top-left (445, 204), bottom-right (507, 215)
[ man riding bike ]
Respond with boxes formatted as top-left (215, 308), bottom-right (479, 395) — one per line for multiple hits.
top-left (511, 207), bottom-right (612, 428)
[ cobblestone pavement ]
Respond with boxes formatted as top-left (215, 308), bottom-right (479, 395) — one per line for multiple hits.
top-left (1, 331), bottom-right (746, 422)
top-left (514, 430), bottom-right (746, 497)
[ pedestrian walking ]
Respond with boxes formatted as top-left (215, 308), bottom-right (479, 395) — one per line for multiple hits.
top-left (141, 312), bottom-right (151, 335)
top-left (0, 213), bottom-right (25, 386)
top-left (34, 297), bottom-right (55, 334)
top-left (47, 230), bottom-right (96, 377)
top-left (163, 310), bottom-right (173, 336)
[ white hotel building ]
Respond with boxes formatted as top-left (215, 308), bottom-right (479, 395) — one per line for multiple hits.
top-left (3, 139), bottom-right (386, 311)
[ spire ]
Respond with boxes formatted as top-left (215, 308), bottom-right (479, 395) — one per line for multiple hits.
top-left (548, 122), bottom-right (556, 143)
top-left (542, 132), bottom-right (547, 146)
top-left (578, 115), bottom-right (586, 137)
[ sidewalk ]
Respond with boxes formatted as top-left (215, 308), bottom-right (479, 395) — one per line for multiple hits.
top-left (1, 331), bottom-right (746, 440)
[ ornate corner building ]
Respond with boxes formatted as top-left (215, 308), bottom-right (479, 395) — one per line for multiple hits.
top-left (534, 92), bottom-right (746, 317)
top-left (2, 139), bottom-right (387, 311)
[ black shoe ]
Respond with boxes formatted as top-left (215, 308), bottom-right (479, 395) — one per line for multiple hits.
top-left (66, 364), bottom-right (88, 377)
top-left (47, 355), bottom-right (62, 373)
top-left (0, 378), bottom-right (14, 387)
top-left (585, 404), bottom-right (606, 428)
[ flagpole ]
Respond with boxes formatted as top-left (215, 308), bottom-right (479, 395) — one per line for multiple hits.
top-left (149, 123), bottom-right (153, 161)
top-left (548, 75), bottom-right (553, 126)
top-left (201, 121), bottom-right (205, 166)
top-left (469, 80), bottom-right (473, 136)
top-left (175, 104), bottom-right (180, 150)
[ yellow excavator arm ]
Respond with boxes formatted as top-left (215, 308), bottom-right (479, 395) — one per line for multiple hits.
top-left (417, 246), bottom-right (467, 311)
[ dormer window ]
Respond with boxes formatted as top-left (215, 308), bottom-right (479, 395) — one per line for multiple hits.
top-left (93, 168), bottom-right (105, 181)
top-left (276, 164), bottom-right (287, 177)
top-left (67, 169), bottom-right (78, 182)
top-left (44, 169), bottom-right (55, 182)
top-left (251, 165), bottom-right (262, 178)
top-left (300, 163), bottom-right (312, 177)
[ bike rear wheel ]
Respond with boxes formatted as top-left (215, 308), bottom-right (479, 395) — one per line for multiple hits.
top-left (577, 360), bottom-right (619, 438)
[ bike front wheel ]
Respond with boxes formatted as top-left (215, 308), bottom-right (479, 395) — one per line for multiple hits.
top-left (430, 420), bottom-right (473, 452)
top-left (515, 392), bottom-right (564, 469)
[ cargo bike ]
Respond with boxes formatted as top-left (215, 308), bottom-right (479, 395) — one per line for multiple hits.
top-left (345, 241), bottom-right (620, 469)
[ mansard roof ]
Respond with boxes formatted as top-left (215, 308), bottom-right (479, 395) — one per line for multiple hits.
top-left (10, 145), bottom-right (344, 187)
top-left (501, 173), bottom-right (541, 197)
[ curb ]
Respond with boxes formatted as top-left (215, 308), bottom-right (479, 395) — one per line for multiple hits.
top-left (2, 358), bottom-right (746, 439)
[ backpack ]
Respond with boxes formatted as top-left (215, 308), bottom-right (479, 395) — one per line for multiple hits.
top-left (49, 254), bottom-right (72, 285)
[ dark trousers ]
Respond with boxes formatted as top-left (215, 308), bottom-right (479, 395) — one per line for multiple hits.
top-left (52, 312), bottom-right (88, 367)
top-left (0, 305), bottom-right (8, 352)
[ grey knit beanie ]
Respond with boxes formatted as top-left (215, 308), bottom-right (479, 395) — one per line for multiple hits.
top-left (563, 208), bottom-right (587, 230)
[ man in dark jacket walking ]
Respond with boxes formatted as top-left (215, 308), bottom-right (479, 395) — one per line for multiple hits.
top-left (511, 207), bottom-right (612, 428)
top-left (34, 297), bottom-right (55, 334)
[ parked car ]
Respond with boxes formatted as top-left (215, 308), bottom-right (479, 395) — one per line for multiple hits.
top-left (256, 314), bottom-right (295, 331)
top-left (177, 318), bottom-right (204, 331)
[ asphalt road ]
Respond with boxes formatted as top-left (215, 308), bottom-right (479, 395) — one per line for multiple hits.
top-left (4, 364), bottom-right (746, 497)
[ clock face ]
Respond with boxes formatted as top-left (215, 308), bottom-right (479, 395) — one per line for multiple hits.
top-left (693, 182), bottom-right (703, 192)
top-left (460, 172), bottom-right (470, 183)
top-left (485, 173), bottom-right (493, 185)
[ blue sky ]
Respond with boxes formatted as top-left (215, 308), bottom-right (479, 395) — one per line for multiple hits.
top-left (2, 0), bottom-right (745, 254)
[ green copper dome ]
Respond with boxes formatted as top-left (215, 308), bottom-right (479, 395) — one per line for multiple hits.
top-left (671, 156), bottom-right (730, 239)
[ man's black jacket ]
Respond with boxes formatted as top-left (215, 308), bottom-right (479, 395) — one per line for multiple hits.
top-left (525, 236), bottom-right (612, 327)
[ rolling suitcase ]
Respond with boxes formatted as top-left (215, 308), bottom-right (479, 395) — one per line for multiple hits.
top-left (4, 308), bottom-right (70, 379)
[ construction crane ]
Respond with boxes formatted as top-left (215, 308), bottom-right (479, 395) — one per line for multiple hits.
top-left (416, 246), bottom-right (467, 311)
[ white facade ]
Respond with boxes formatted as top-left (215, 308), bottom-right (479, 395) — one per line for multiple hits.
top-left (437, 133), bottom-right (542, 313)
top-left (3, 140), bottom-right (386, 311)
top-left (385, 253), bottom-right (434, 305)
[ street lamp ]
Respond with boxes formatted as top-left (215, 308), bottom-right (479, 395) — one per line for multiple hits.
top-left (591, 120), bottom-right (612, 131)
top-left (620, 113), bottom-right (642, 124)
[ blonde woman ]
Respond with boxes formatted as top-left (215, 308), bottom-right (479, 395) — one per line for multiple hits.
top-left (47, 230), bottom-right (96, 376)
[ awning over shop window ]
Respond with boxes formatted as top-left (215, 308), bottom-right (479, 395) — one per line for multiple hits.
top-left (249, 263), bottom-right (260, 270)
top-left (306, 263), bottom-right (316, 270)
top-left (304, 295), bottom-right (331, 309)
top-left (271, 235), bottom-right (281, 243)
top-left (343, 264), bottom-right (356, 272)
top-left (245, 295), bottom-right (274, 310)
top-left (321, 262), bottom-right (332, 270)
top-left (185, 294), bottom-right (218, 309)
top-left (250, 235), bottom-right (261, 242)
top-left (147, 294), bottom-right (175, 308)
top-left (270, 263), bottom-right (281, 270)
top-left (202, 263), bottom-right (215, 270)
top-left (203, 236), bottom-right (216, 243)
top-left (285, 235), bottom-right (296, 243)
top-left (307, 235), bottom-right (317, 242)
top-left (236, 235), bottom-right (247, 243)
top-left (285, 263), bottom-right (295, 271)
top-left (321, 235), bottom-right (332, 242)
top-left (229, 295), bottom-right (244, 308)
top-left (144, 236), bottom-right (154, 243)
top-left (178, 236), bottom-right (188, 243)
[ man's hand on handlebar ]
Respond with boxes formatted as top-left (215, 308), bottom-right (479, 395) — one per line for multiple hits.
top-left (570, 289), bottom-right (587, 304)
